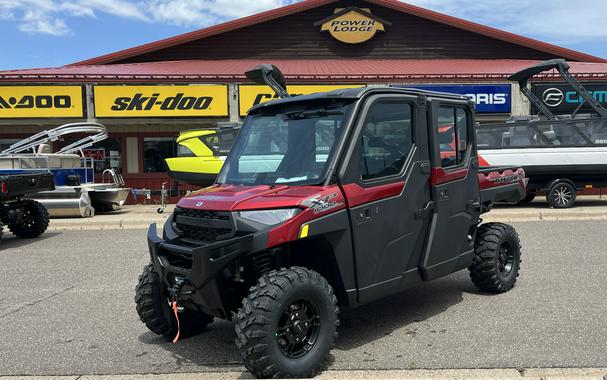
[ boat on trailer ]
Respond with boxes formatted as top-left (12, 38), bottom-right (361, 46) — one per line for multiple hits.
top-left (0, 122), bottom-right (131, 217)
top-left (477, 59), bottom-right (607, 208)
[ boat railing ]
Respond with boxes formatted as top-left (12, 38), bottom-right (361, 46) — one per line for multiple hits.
top-left (102, 168), bottom-right (125, 186)
top-left (1, 122), bottom-right (108, 156)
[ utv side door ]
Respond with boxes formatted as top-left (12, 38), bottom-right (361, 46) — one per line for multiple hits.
top-left (338, 94), bottom-right (432, 304)
top-left (420, 99), bottom-right (480, 280)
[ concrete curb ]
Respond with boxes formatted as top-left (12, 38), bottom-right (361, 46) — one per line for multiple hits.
top-left (1, 368), bottom-right (606, 380)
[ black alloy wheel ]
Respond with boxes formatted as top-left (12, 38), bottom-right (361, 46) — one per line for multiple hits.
top-left (276, 299), bottom-right (322, 359)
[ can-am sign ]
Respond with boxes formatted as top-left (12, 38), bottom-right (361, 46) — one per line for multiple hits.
top-left (394, 84), bottom-right (512, 113)
top-left (316, 7), bottom-right (390, 44)
top-left (239, 85), bottom-right (363, 115)
top-left (0, 86), bottom-right (84, 118)
top-left (532, 83), bottom-right (607, 114)
top-left (94, 85), bottom-right (228, 117)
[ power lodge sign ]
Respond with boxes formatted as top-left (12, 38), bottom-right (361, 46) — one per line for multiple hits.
top-left (316, 7), bottom-right (390, 44)
top-left (0, 86), bottom-right (84, 118)
top-left (94, 85), bottom-right (228, 117)
top-left (239, 85), bottom-right (363, 115)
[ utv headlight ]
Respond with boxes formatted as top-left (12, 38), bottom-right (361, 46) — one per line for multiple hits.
top-left (238, 208), bottom-right (300, 225)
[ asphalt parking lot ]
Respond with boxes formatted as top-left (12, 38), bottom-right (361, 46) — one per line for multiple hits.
top-left (0, 221), bottom-right (605, 376)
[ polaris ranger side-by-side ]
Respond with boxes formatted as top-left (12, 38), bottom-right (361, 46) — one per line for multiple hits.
top-left (135, 65), bottom-right (526, 378)
top-left (0, 172), bottom-right (53, 241)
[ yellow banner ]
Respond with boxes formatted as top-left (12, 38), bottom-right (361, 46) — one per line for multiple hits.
top-left (0, 86), bottom-right (83, 118)
top-left (94, 85), bottom-right (228, 117)
top-left (239, 85), bottom-right (363, 116)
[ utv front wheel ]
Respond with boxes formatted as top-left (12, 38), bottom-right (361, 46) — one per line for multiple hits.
top-left (469, 223), bottom-right (521, 293)
top-left (135, 264), bottom-right (213, 339)
top-left (235, 267), bottom-right (339, 378)
top-left (8, 200), bottom-right (49, 238)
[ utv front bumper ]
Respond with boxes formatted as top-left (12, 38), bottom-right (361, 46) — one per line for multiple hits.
top-left (147, 223), bottom-right (263, 319)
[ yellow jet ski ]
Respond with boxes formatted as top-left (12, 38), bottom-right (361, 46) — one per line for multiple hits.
top-left (165, 127), bottom-right (239, 187)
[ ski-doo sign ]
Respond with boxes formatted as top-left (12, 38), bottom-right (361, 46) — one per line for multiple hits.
top-left (0, 86), bottom-right (84, 118)
top-left (94, 85), bottom-right (228, 117)
top-left (315, 8), bottom-right (391, 44)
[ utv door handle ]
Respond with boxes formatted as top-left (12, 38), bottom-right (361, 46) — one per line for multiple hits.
top-left (356, 208), bottom-right (371, 223)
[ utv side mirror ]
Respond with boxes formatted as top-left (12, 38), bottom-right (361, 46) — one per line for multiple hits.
top-left (245, 64), bottom-right (290, 99)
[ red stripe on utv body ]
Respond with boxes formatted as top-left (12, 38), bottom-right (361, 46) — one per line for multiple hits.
top-left (430, 167), bottom-right (469, 186)
top-left (341, 182), bottom-right (405, 208)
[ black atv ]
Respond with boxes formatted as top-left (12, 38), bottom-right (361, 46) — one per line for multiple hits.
top-left (0, 173), bottom-right (54, 241)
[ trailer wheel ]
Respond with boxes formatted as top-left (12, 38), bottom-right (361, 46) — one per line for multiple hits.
top-left (235, 267), bottom-right (339, 378)
top-left (547, 181), bottom-right (576, 208)
top-left (135, 264), bottom-right (213, 339)
top-left (8, 200), bottom-right (49, 238)
top-left (469, 223), bottom-right (521, 293)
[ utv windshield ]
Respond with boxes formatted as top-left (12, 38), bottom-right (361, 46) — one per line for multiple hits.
top-left (217, 101), bottom-right (354, 186)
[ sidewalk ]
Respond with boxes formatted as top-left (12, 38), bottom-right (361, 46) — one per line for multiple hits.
top-left (47, 196), bottom-right (607, 231)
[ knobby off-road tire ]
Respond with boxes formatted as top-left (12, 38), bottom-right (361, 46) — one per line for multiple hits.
top-left (546, 181), bottom-right (576, 208)
top-left (8, 199), bottom-right (49, 238)
top-left (469, 223), bottom-right (521, 293)
top-left (235, 267), bottom-right (339, 378)
top-left (135, 264), bottom-right (213, 339)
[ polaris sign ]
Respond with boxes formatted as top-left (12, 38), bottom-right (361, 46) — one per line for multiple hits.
top-left (394, 84), bottom-right (512, 113)
top-left (532, 83), bottom-right (607, 114)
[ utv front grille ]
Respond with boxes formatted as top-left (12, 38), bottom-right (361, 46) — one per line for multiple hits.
top-left (174, 207), bottom-right (234, 243)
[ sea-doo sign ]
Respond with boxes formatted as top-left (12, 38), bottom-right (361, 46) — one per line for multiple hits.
top-left (532, 83), bottom-right (607, 114)
top-left (94, 85), bottom-right (228, 117)
top-left (0, 86), bottom-right (84, 118)
top-left (239, 84), bottom-right (363, 115)
top-left (393, 84), bottom-right (512, 113)
top-left (315, 7), bottom-right (391, 44)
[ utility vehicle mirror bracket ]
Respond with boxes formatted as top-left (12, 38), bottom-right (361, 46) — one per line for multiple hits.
top-left (245, 64), bottom-right (290, 99)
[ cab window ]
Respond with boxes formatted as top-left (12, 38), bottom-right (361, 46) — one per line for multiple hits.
top-left (360, 101), bottom-right (413, 181)
top-left (437, 106), bottom-right (469, 167)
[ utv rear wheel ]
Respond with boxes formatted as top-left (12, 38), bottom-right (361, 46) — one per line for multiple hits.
top-left (235, 267), bottom-right (339, 378)
top-left (469, 223), bottom-right (521, 293)
top-left (135, 264), bottom-right (213, 339)
top-left (8, 200), bottom-right (49, 238)
top-left (547, 181), bottom-right (576, 208)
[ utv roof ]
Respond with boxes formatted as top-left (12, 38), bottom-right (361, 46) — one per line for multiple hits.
top-left (248, 86), bottom-right (469, 113)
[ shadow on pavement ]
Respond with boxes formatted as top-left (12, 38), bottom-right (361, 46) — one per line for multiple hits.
top-left (0, 231), bottom-right (62, 250)
top-left (140, 273), bottom-right (475, 371)
top-left (336, 274), bottom-right (471, 350)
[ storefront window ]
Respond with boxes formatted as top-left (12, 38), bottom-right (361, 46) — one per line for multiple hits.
top-left (144, 137), bottom-right (175, 173)
top-left (87, 138), bottom-right (122, 173)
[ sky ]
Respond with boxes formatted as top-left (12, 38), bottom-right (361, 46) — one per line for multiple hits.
top-left (0, 0), bottom-right (606, 70)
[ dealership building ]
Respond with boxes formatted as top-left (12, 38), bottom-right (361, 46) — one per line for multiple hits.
top-left (1, 0), bottom-right (607, 192)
